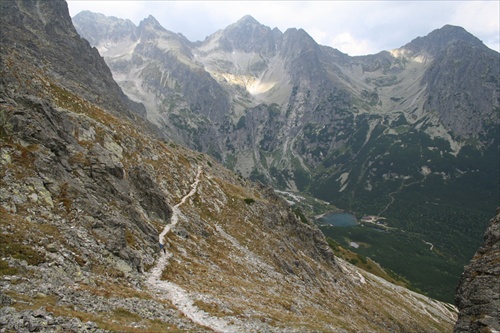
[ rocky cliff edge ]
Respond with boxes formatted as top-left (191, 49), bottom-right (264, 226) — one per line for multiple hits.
top-left (454, 209), bottom-right (500, 332)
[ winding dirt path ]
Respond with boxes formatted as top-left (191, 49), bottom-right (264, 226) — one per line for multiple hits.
top-left (158, 166), bottom-right (203, 247)
top-left (145, 166), bottom-right (241, 333)
top-left (424, 241), bottom-right (434, 251)
top-left (377, 176), bottom-right (427, 217)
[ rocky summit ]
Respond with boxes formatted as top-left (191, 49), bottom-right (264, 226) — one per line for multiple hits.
top-left (0, 0), bottom-right (467, 332)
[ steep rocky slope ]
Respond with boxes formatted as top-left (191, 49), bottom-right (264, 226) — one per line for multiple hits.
top-left (1, 0), bottom-right (146, 119)
top-left (73, 11), bottom-right (229, 151)
top-left (0, 0), bottom-right (459, 332)
top-left (454, 209), bottom-right (500, 332)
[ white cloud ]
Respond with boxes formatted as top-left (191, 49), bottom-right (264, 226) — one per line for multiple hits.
top-left (329, 32), bottom-right (375, 56)
top-left (450, 1), bottom-right (500, 52)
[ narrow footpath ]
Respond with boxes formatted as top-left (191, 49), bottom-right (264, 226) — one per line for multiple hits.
top-left (145, 166), bottom-right (240, 333)
top-left (377, 176), bottom-right (427, 217)
top-left (424, 241), bottom-right (434, 251)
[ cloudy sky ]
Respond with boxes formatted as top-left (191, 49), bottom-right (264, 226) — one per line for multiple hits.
top-left (67, 1), bottom-right (499, 56)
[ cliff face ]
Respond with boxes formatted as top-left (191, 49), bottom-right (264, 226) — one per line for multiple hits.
top-left (0, 0), bottom-right (146, 119)
top-left (454, 210), bottom-right (500, 332)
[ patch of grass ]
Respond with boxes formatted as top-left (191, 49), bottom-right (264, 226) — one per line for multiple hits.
top-left (0, 104), bottom-right (14, 139)
top-left (193, 299), bottom-right (231, 317)
top-left (243, 198), bottom-right (255, 205)
top-left (0, 214), bottom-right (46, 266)
top-left (77, 280), bottom-right (154, 301)
top-left (0, 259), bottom-right (18, 276)
top-left (90, 262), bottom-right (125, 279)
top-left (323, 225), bottom-right (459, 301)
top-left (57, 182), bottom-right (73, 213)
top-left (68, 151), bottom-right (90, 167)
top-left (112, 307), bottom-right (142, 322)
top-left (293, 207), bottom-right (309, 224)
top-left (10, 292), bottom-right (58, 312)
top-left (45, 302), bottom-right (183, 333)
top-left (0, 234), bottom-right (45, 265)
top-left (326, 236), bottom-right (411, 288)
top-left (125, 228), bottom-right (137, 249)
top-left (21, 280), bottom-right (182, 331)
top-left (1, 142), bottom-right (38, 180)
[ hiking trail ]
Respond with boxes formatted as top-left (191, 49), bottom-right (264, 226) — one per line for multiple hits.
top-left (145, 166), bottom-right (241, 333)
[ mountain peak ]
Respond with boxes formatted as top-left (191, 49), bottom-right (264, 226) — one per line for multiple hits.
top-left (429, 24), bottom-right (483, 45)
top-left (74, 10), bottom-right (135, 26)
top-left (73, 10), bottom-right (137, 46)
top-left (139, 15), bottom-right (163, 30)
top-left (235, 14), bottom-right (260, 26)
top-left (74, 9), bottom-right (98, 19)
top-left (211, 14), bottom-right (277, 54)
top-left (401, 24), bottom-right (484, 56)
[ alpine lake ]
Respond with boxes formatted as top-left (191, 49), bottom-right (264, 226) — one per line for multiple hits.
top-left (317, 212), bottom-right (359, 227)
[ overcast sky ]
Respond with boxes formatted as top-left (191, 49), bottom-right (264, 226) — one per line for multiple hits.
top-left (67, 1), bottom-right (499, 56)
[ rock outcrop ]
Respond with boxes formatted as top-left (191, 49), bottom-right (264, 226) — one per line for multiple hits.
top-left (454, 209), bottom-right (500, 332)
top-left (0, 0), bottom-right (146, 119)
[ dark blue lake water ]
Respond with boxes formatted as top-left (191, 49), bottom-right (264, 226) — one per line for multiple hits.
top-left (319, 212), bottom-right (358, 227)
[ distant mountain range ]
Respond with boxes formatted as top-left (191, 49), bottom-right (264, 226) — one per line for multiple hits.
top-left (73, 10), bottom-right (499, 301)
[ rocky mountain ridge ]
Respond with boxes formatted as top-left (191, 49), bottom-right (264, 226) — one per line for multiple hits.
top-left (73, 10), bottom-right (499, 302)
top-left (1, 0), bottom-right (458, 332)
